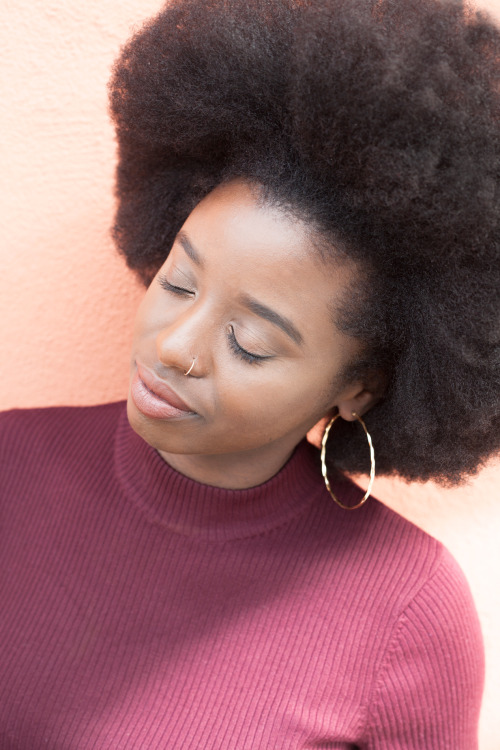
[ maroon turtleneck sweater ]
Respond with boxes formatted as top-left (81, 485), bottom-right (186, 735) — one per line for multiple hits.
top-left (0, 402), bottom-right (483, 749)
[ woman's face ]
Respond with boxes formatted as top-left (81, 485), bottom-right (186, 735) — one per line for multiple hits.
top-left (128, 179), bottom-right (374, 487)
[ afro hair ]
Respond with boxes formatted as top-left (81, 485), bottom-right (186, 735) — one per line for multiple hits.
top-left (109, 0), bottom-right (500, 485)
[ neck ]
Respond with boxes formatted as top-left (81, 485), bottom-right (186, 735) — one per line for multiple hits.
top-left (158, 442), bottom-right (299, 489)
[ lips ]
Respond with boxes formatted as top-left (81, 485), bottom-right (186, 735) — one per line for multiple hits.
top-left (131, 361), bottom-right (197, 420)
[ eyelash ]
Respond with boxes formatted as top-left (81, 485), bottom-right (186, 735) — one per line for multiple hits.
top-left (158, 275), bottom-right (194, 296)
top-left (158, 274), bottom-right (270, 366)
top-left (227, 325), bottom-right (269, 365)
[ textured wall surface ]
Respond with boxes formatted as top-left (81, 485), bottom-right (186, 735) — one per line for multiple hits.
top-left (1, 1), bottom-right (499, 747)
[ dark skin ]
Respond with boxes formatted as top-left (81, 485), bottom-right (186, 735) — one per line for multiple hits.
top-left (127, 179), bottom-right (380, 489)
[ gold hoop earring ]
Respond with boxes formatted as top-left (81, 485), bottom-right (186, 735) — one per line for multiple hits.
top-left (184, 357), bottom-right (196, 376)
top-left (320, 412), bottom-right (375, 510)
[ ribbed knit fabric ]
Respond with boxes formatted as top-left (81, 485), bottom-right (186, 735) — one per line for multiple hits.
top-left (0, 402), bottom-right (484, 749)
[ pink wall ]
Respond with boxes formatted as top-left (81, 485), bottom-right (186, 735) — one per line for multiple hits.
top-left (1, 2), bottom-right (499, 746)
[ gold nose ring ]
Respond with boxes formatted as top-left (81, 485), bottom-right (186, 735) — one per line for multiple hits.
top-left (184, 357), bottom-right (196, 376)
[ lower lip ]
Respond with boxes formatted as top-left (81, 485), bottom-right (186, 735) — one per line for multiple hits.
top-left (131, 371), bottom-right (196, 420)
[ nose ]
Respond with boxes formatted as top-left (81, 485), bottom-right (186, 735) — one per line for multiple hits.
top-left (155, 305), bottom-right (211, 376)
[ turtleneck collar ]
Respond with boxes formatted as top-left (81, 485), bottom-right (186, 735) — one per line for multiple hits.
top-left (114, 407), bottom-right (325, 542)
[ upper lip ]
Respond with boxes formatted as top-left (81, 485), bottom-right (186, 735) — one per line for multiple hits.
top-left (136, 361), bottom-right (196, 413)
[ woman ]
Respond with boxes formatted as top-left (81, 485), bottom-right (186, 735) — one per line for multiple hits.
top-left (1, 0), bottom-right (498, 747)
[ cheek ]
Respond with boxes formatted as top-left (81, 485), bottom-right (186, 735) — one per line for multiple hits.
top-left (132, 286), bottom-right (176, 348)
top-left (215, 363), bottom-right (333, 435)
top-left (132, 293), bottom-right (156, 340)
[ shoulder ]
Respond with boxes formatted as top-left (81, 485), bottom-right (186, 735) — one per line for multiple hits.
top-left (360, 519), bottom-right (484, 747)
top-left (363, 494), bottom-right (481, 627)
top-left (287, 466), bottom-right (483, 745)
top-left (315, 475), bottom-right (449, 607)
top-left (315, 475), bottom-right (483, 665)
top-left (379, 539), bottom-right (483, 660)
top-left (0, 401), bottom-right (124, 441)
top-left (0, 401), bottom-right (126, 470)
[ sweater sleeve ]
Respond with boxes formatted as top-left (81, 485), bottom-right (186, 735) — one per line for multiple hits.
top-left (364, 546), bottom-right (484, 749)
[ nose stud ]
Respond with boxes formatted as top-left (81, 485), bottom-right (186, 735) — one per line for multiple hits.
top-left (184, 357), bottom-right (196, 376)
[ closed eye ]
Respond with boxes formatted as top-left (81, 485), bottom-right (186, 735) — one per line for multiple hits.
top-left (227, 325), bottom-right (272, 365)
top-left (158, 274), bottom-right (195, 296)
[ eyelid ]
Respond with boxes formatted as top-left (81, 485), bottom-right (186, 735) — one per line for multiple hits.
top-left (228, 325), bottom-right (272, 365)
top-left (158, 273), bottom-right (195, 296)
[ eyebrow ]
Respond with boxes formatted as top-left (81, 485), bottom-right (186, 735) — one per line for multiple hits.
top-left (176, 232), bottom-right (203, 267)
top-left (240, 294), bottom-right (303, 346)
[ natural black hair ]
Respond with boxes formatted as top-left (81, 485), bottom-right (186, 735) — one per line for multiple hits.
top-left (109, 0), bottom-right (500, 485)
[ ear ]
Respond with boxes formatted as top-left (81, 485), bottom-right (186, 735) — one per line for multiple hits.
top-left (333, 379), bottom-right (384, 422)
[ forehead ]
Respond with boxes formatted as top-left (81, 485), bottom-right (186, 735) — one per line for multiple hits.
top-left (181, 180), bottom-right (356, 319)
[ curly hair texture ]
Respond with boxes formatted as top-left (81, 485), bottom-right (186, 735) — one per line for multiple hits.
top-left (109, 0), bottom-right (500, 485)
